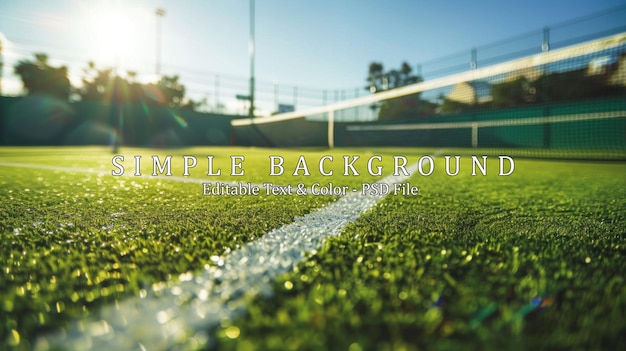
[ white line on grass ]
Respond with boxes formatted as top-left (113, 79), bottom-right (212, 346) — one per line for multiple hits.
top-left (0, 162), bottom-right (105, 175)
top-left (0, 161), bottom-right (258, 186)
top-left (0, 161), bottom-right (315, 195)
top-left (34, 151), bottom-right (441, 351)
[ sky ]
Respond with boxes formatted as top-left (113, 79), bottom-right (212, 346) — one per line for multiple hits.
top-left (1, 0), bottom-right (625, 115)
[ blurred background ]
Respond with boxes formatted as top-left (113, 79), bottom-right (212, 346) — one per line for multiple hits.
top-left (0, 0), bottom-right (624, 154)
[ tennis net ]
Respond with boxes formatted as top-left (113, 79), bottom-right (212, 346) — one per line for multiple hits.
top-left (232, 33), bottom-right (626, 160)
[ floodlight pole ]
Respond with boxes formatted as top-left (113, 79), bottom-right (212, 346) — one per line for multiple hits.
top-left (0, 37), bottom-right (3, 95)
top-left (328, 110), bottom-right (334, 148)
top-left (112, 51), bottom-right (122, 153)
top-left (156, 8), bottom-right (165, 77)
top-left (249, 0), bottom-right (255, 118)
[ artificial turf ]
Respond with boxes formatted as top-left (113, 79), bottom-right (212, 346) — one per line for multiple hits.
top-left (215, 156), bottom-right (626, 351)
top-left (0, 147), bottom-right (344, 349)
top-left (0, 147), bottom-right (624, 350)
top-left (0, 146), bottom-right (396, 349)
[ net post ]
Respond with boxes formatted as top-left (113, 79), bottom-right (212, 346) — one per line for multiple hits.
top-left (328, 110), bottom-right (335, 148)
top-left (471, 122), bottom-right (478, 148)
top-left (541, 58), bottom-right (551, 149)
top-left (470, 48), bottom-right (477, 70)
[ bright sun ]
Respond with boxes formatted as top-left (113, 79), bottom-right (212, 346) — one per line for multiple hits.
top-left (79, 3), bottom-right (155, 77)
top-left (94, 10), bottom-right (135, 61)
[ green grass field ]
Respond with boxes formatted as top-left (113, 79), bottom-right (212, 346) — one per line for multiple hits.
top-left (1, 146), bottom-right (625, 350)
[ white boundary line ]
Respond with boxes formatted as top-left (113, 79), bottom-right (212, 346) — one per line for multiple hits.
top-left (0, 162), bottom-right (264, 187)
top-left (0, 162), bottom-right (105, 175)
top-left (35, 151), bottom-right (442, 351)
top-left (0, 162), bottom-right (328, 195)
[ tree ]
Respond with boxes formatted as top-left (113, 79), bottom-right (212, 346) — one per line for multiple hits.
top-left (14, 53), bottom-right (70, 100)
top-left (180, 96), bottom-right (207, 111)
top-left (533, 68), bottom-right (625, 104)
top-left (365, 61), bottom-right (427, 120)
top-left (400, 61), bottom-right (420, 86)
top-left (153, 74), bottom-right (207, 110)
top-left (76, 63), bottom-right (206, 110)
top-left (439, 97), bottom-right (472, 114)
top-left (365, 61), bottom-right (421, 94)
top-left (387, 69), bottom-right (401, 90)
top-left (79, 61), bottom-right (115, 102)
top-left (16, 53), bottom-right (205, 112)
top-left (366, 62), bottom-right (384, 93)
top-left (77, 62), bottom-right (146, 104)
top-left (156, 75), bottom-right (185, 108)
top-left (491, 77), bottom-right (536, 108)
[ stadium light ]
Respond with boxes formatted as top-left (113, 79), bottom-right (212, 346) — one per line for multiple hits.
top-left (0, 36), bottom-right (3, 95)
top-left (249, 0), bottom-right (255, 118)
top-left (156, 8), bottom-right (165, 77)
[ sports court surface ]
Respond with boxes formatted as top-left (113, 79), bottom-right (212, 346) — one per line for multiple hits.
top-left (1, 146), bottom-right (624, 350)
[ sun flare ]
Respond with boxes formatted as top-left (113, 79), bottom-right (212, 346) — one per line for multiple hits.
top-left (94, 10), bottom-right (135, 60)
top-left (80, 1), bottom-right (155, 70)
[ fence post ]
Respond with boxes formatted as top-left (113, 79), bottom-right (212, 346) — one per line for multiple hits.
top-left (542, 27), bottom-right (550, 52)
top-left (274, 83), bottom-right (278, 112)
top-left (542, 59), bottom-right (551, 149)
top-left (328, 109), bottom-right (334, 148)
top-left (470, 48), bottom-right (477, 70)
top-left (293, 86), bottom-right (298, 109)
top-left (215, 75), bottom-right (220, 111)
